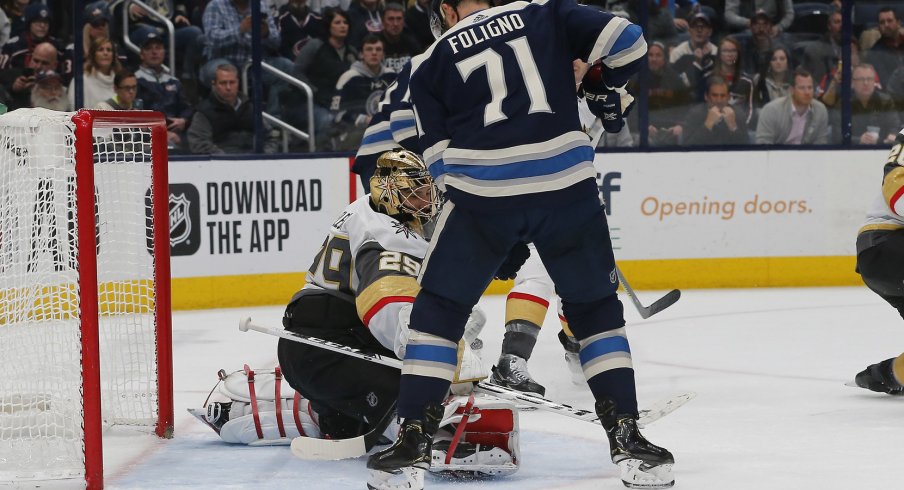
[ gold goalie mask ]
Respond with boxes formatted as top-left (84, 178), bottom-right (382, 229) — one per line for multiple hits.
top-left (370, 149), bottom-right (441, 237)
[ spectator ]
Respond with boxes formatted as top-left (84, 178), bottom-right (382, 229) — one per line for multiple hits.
top-left (684, 76), bottom-right (749, 145)
top-left (740, 9), bottom-right (791, 77)
top-left (30, 70), bottom-right (69, 111)
top-left (637, 41), bottom-right (690, 146)
top-left (725, 0), bottom-right (793, 34)
top-left (886, 65), bottom-right (904, 114)
top-left (189, 62), bottom-right (277, 154)
top-left (753, 46), bottom-right (792, 110)
top-left (860, 7), bottom-right (904, 51)
top-left (127, 0), bottom-right (205, 83)
top-left (2, 0), bottom-right (27, 41)
top-left (309, 0), bottom-right (352, 15)
top-left (755, 69), bottom-right (828, 145)
top-left (866, 7), bottom-right (904, 87)
top-left (70, 37), bottom-right (121, 110)
top-left (96, 69), bottom-right (143, 110)
top-left (851, 64), bottom-right (901, 145)
top-left (71, 2), bottom-right (128, 67)
top-left (625, 1), bottom-right (679, 45)
top-left (669, 11), bottom-right (717, 92)
top-left (0, 41), bottom-right (58, 110)
top-left (346, 0), bottom-right (381, 49)
top-left (277, 0), bottom-right (325, 60)
top-left (709, 36), bottom-right (754, 123)
top-left (0, 3), bottom-right (62, 70)
top-left (330, 34), bottom-right (395, 150)
top-left (0, 4), bottom-right (9, 47)
top-left (293, 8), bottom-right (357, 143)
top-left (202, 0), bottom-right (293, 117)
top-left (800, 9), bottom-right (842, 85)
top-left (818, 40), bottom-right (865, 108)
top-left (379, 3), bottom-right (420, 73)
top-left (404, 0), bottom-right (433, 50)
top-left (135, 31), bottom-right (193, 151)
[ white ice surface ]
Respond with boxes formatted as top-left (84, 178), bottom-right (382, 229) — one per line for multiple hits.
top-left (21, 286), bottom-right (904, 489)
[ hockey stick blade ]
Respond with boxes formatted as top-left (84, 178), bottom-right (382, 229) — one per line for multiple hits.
top-left (637, 391), bottom-right (695, 428)
top-left (615, 266), bottom-right (681, 319)
top-left (291, 402), bottom-right (397, 460)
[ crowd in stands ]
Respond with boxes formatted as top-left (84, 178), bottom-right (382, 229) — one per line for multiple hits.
top-left (0, 0), bottom-right (900, 154)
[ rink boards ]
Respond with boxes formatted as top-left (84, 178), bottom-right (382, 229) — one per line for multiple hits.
top-left (167, 149), bottom-right (886, 309)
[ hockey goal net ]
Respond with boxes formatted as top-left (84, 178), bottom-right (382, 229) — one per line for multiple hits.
top-left (0, 109), bottom-right (173, 488)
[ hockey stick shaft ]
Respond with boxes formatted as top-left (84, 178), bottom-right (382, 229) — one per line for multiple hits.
top-left (239, 317), bottom-right (601, 423)
top-left (615, 265), bottom-right (681, 319)
top-left (240, 318), bottom-right (692, 428)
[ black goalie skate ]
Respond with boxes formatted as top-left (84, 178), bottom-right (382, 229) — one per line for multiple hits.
top-left (854, 358), bottom-right (904, 395)
top-left (490, 354), bottom-right (546, 396)
top-left (366, 404), bottom-right (443, 490)
top-left (597, 398), bottom-right (675, 489)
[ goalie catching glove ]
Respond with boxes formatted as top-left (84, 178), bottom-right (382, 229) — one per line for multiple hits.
top-left (580, 62), bottom-right (635, 134)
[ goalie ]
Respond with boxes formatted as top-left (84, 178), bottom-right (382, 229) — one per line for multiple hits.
top-left (190, 150), bottom-right (521, 476)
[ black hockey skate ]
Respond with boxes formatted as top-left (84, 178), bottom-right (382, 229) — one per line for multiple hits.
top-left (366, 403), bottom-right (443, 490)
top-left (490, 354), bottom-right (546, 396)
top-left (597, 398), bottom-right (674, 489)
top-left (854, 358), bottom-right (904, 395)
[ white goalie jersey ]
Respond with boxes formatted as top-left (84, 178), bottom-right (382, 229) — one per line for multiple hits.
top-left (304, 195), bottom-right (430, 357)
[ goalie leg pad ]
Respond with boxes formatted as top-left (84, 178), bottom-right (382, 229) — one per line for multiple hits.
top-left (430, 395), bottom-right (520, 477)
top-left (617, 459), bottom-right (674, 489)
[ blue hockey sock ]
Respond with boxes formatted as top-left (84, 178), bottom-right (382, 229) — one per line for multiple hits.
top-left (397, 330), bottom-right (457, 419)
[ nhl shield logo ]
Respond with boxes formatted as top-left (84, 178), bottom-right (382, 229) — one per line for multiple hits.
top-left (166, 183), bottom-right (201, 256)
top-left (169, 193), bottom-right (192, 247)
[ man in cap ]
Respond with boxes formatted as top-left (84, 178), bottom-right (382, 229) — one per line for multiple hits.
top-left (669, 11), bottom-right (717, 89)
top-left (135, 31), bottom-right (193, 152)
top-left (0, 3), bottom-right (63, 70)
top-left (725, 0), bottom-right (794, 34)
top-left (127, 0), bottom-right (205, 83)
top-left (741, 8), bottom-right (792, 75)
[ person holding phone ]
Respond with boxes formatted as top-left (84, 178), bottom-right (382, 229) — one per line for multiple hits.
top-left (0, 41), bottom-right (59, 110)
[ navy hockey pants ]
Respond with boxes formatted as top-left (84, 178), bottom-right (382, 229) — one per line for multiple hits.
top-left (398, 180), bottom-right (636, 418)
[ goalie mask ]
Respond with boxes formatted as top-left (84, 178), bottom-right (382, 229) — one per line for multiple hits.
top-left (370, 149), bottom-right (441, 236)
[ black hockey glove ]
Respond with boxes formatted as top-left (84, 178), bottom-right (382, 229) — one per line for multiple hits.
top-left (495, 242), bottom-right (531, 281)
top-left (581, 63), bottom-right (635, 134)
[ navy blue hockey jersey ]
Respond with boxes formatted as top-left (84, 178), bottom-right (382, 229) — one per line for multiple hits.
top-left (353, 62), bottom-right (418, 178)
top-left (408, 0), bottom-right (645, 200)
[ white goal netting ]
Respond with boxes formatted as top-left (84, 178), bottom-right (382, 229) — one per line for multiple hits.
top-left (0, 109), bottom-right (165, 482)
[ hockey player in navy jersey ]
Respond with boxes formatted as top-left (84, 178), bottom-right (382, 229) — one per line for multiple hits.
top-left (366, 0), bottom-right (675, 489)
top-left (352, 62), bottom-right (417, 187)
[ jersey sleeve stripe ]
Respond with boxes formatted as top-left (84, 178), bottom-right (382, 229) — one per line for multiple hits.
top-left (604, 33), bottom-right (647, 69)
top-left (357, 275), bottom-right (420, 324)
top-left (423, 139), bottom-right (451, 166)
top-left (587, 16), bottom-right (629, 64)
top-left (361, 295), bottom-right (416, 326)
top-left (882, 166), bottom-right (904, 216)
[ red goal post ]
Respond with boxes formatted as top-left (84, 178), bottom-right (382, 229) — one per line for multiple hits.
top-left (0, 109), bottom-right (173, 489)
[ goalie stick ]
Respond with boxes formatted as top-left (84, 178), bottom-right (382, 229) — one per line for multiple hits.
top-left (615, 265), bottom-right (681, 319)
top-left (240, 318), bottom-right (694, 458)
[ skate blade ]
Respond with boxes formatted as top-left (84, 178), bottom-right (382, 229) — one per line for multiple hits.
top-left (617, 459), bottom-right (674, 489)
top-left (367, 467), bottom-right (425, 490)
